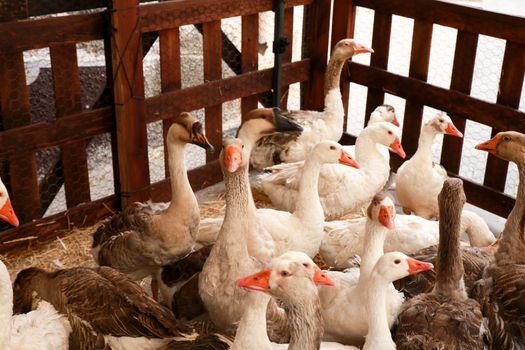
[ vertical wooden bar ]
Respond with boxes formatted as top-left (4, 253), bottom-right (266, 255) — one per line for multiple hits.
top-left (364, 11), bottom-right (392, 125)
top-left (483, 42), bottom-right (525, 191)
top-left (203, 20), bottom-right (222, 162)
top-left (50, 44), bottom-right (91, 208)
top-left (241, 14), bottom-right (259, 120)
top-left (110, 0), bottom-right (150, 207)
top-left (302, 0), bottom-right (331, 111)
top-left (440, 31), bottom-right (478, 173)
top-left (399, 20), bottom-right (433, 162)
top-left (160, 27), bottom-right (182, 177)
top-left (279, 8), bottom-right (294, 109)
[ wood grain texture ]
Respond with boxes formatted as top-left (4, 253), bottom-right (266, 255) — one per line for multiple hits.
top-left (280, 8), bottom-right (294, 109)
top-left (241, 13), bottom-right (259, 120)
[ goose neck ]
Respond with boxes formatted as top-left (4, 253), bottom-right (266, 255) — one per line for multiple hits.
top-left (412, 127), bottom-right (436, 162)
top-left (324, 58), bottom-right (346, 95)
top-left (286, 285), bottom-right (324, 350)
top-left (294, 158), bottom-right (324, 222)
top-left (0, 263), bottom-right (13, 348)
top-left (358, 221), bottom-right (388, 288)
top-left (355, 131), bottom-right (384, 164)
top-left (166, 141), bottom-right (196, 212)
top-left (364, 273), bottom-right (396, 350)
top-left (232, 292), bottom-right (272, 350)
top-left (224, 165), bottom-right (257, 224)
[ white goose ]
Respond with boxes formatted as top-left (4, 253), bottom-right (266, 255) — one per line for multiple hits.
top-left (0, 177), bottom-right (19, 227)
top-left (260, 122), bottom-right (406, 219)
top-left (250, 38), bottom-right (374, 170)
top-left (320, 209), bottom-right (495, 268)
top-left (395, 112), bottom-right (463, 219)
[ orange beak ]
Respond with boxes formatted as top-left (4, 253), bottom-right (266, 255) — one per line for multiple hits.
top-left (406, 258), bottom-right (434, 275)
top-left (236, 269), bottom-right (272, 292)
top-left (475, 134), bottom-right (501, 155)
top-left (389, 137), bottom-right (406, 159)
top-left (314, 267), bottom-right (336, 286)
top-left (445, 122), bottom-right (463, 138)
top-left (354, 43), bottom-right (375, 54)
top-left (223, 146), bottom-right (241, 173)
top-left (378, 205), bottom-right (395, 229)
top-left (391, 115), bottom-right (400, 127)
top-left (0, 197), bottom-right (19, 227)
top-left (338, 150), bottom-right (360, 169)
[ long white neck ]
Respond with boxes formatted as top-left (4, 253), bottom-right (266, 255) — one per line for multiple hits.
top-left (411, 126), bottom-right (437, 163)
top-left (0, 262), bottom-right (13, 348)
top-left (286, 285), bottom-right (324, 350)
top-left (294, 157), bottom-right (324, 225)
top-left (355, 130), bottom-right (386, 165)
top-left (459, 210), bottom-right (495, 247)
top-left (166, 140), bottom-right (197, 213)
top-left (358, 221), bottom-right (388, 288)
top-left (232, 292), bottom-right (272, 350)
top-left (363, 273), bottom-right (396, 350)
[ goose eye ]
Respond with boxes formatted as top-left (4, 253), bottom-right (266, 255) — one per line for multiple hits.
top-left (503, 136), bottom-right (511, 142)
top-left (394, 259), bottom-right (401, 264)
top-left (242, 145), bottom-right (245, 149)
top-left (302, 263), bottom-right (310, 268)
top-left (280, 270), bottom-right (290, 277)
top-left (388, 131), bottom-right (393, 135)
top-left (329, 145), bottom-right (336, 150)
top-left (222, 145), bottom-right (225, 149)
top-left (0, 192), bottom-right (3, 197)
top-left (439, 119), bottom-right (444, 123)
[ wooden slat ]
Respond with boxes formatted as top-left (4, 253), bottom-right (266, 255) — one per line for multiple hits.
top-left (347, 62), bottom-right (525, 133)
top-left (364, 11), bottom-right (392, 124)
top-left (483, 42), bottom-right (525, 191)
top-left (241, 13), bottom-right (259, 120)
top-left (203, 20), bottom-right (223, 162)
top-left (302, 0), bottom-right (331, 111)
top-left (147, 59), bottom-right (311, 122)
top-left (0, 52), bottom-right (41, 223)
top-left (0, 12), bottom-right (105, 53)
top-left (440, 31), bottom-right (478, 173)
top-left (110, 0), bottom-right (150, 206)
top-left (353, 0), bottom-right (525, 45)
top-left (401, 20), bottom-right (433, 158)
top-left (50, 44), bottom-right (91, 208)
top-left (280, 8), bottom-right (294, 109)
top-left (27, 0), bottom-right (108, 17)
top-left (139, 0), bottom-right (313, 33)
top-left (160, 27), bottom-right (182, 177)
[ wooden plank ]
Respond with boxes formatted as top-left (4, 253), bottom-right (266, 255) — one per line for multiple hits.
top-left (280, 8), bottom-right (294, 109)
top-left (110, 0), bottom-right (150, 207)
top-left (401, 20), bottom-right (433, 158)
top-left (364, 11), bottom-right (392, 124)
top-left (346, 62), bottom-right (525, 134)
top-left (0, 52), bottom-right (41, 223)
top-left (440, 31), bottom-right (478, 173)
top-left (50, 44), bottom-right (91, 208)
top-left (203, 20), bottom-right (223, 162)
top-left (241, 13), bottom-right (259, 120)
top-left (27, 0), bottom-right (108, 17)
top-left (353, 0), bottom-right (525, 46)
top-left (483, 42), bottom-right (525, 191)
top-left (0, 12), bottom-right (105, 53)
top-left (302, 0), bottom-right (331, 111)
top-left (140, 0), bottom-right (313, 33)
top-left (160, 27), bottom-right (182, 177)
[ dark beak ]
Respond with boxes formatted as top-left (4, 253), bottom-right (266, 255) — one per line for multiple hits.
top-left (191, 122), bottom-right (215, 153)
top-left (273, 107), bottom-right (303, 133)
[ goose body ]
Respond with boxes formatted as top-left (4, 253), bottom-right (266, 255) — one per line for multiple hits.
top-left (395, 113), bottom-right (463, 219)
top-left (250, 39), bottom-right (373, 170)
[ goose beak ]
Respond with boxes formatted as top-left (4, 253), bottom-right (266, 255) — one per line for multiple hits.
top-left (354, 43), bottom-right (374, 54)
top-left (0, 197), bottom-right (19, 227)
top-left (224, 146), bottom-right (241, 173)
top-left (389, 137), bottom-right (406, 159)
top-left (391, 115), bottom-right (400, 127)
top-left (273, 107), bottom-right (303, 133)
top-left (236, 269), bottom-right (271, 292)
top-left (407, 258), bottom-right (434, 275)
top-left (191, 122), bottom-right (215, 152)
top-left (339, 150), bottom-right (360, 168)
top-left (475, 135), bottom-right (500, 154)
top-left (378, 205), bottom-right (395, 229)
top-left (314, 267), bottom-right (336, 286)
top-left (445, 121), bottom-right (463, 138)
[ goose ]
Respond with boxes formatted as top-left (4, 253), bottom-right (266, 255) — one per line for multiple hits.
top-left (320, 209), bottom-right (495, 268)
top-left (260, 121), bottom-right (405, 219)
top-left (471, 131), bottom-right (525, 347)
top-left (395, 112), bottom-right (463, 219)
top-left (394, 178), bottom-right (487, 349)
top-left (317, 193), bottom-right (405, 346)
top-left (0, 177), bottom-right (19, 227)
top-left (198, 113), bottom-right (303, 332)
top-left (250, 38), bottom-right (374, 170)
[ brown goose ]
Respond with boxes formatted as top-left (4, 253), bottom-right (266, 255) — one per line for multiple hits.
top-left (472, 131), bottom-right (525, 348)
top-left (394, 178), bottom-right (487, 349)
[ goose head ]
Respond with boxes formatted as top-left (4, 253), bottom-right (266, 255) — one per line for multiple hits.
top-left (367, 192), bottom-right (396, 229)
top-left (167, 112), bottom-right (214, 152)
top-left (366, 122), bottom-right (406, 159)
top-left (369, 104), bottom-right (400, 127)
top-left (221, 138), bottom-right (249, 174)
top-left (331, 38), bottom-right (374, 61)
top-left (475, 131), bottom-right (525, 164)
top-left (373, 252), bottom-right (434, 282)
top-left (425, 112), bottom-right (463, 138)
top-left (311, 141), bottom-right (360, 168)
top-left (0, 178), bottom-right (18, 227)
top-left (238, 107), bottom-right (303, 140)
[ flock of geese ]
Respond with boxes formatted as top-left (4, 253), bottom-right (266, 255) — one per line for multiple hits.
top-left (0, 38), bottom-right (524, 350)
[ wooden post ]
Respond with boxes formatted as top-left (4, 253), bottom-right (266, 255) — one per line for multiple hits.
top-left (241, 14), bottom-right (259, 120)
top-left (279, 8), bottom-right (294, 109)
top-left (110, 0), bottom-right (150, 207)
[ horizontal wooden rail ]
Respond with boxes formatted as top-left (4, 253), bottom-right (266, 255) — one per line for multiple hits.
top-left (347, 62), bottom-right (525, 133)
top-left (354, 0), bottom-right (525, 45)
top-left (139, 0), bottom-right (312, 33)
